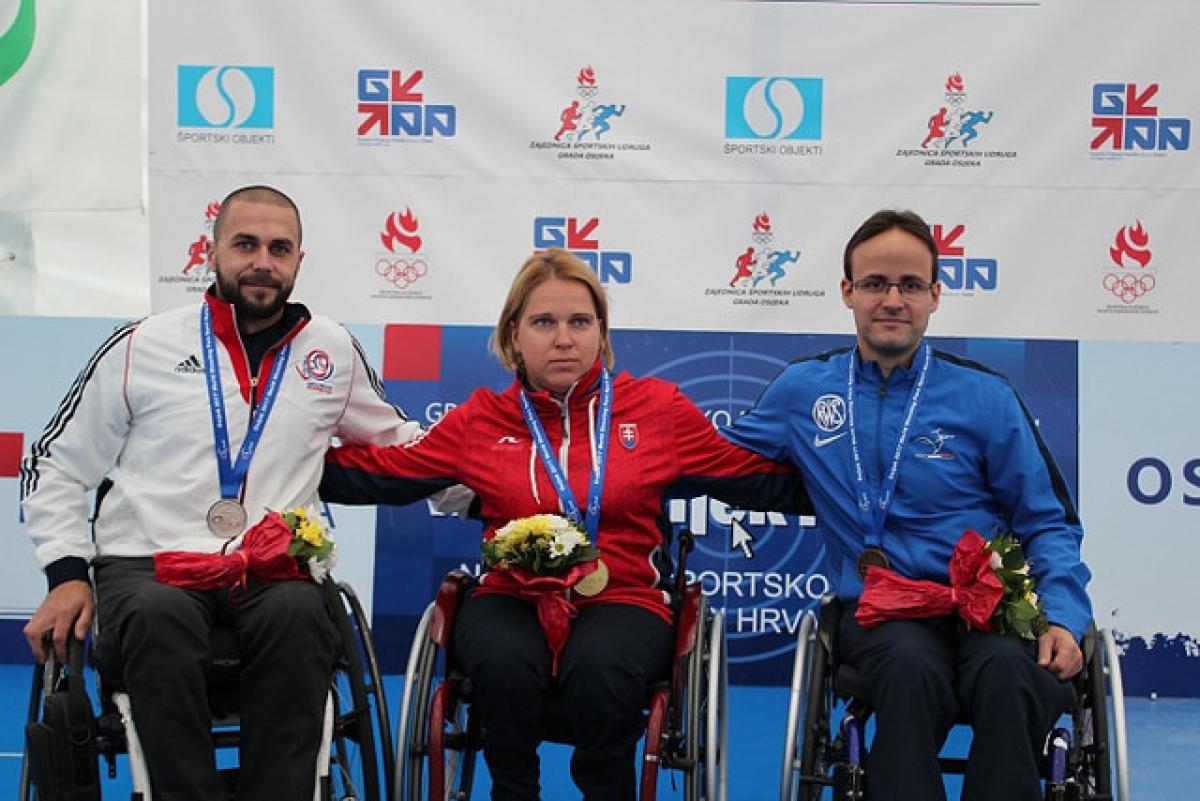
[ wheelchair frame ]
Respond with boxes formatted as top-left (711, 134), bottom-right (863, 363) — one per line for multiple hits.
top-left (779, 599), bottom-right (1130, 801)
top-left (394, 532), bottom-right (728, 801)
top-left (20, 579), bottom-right (394, 801)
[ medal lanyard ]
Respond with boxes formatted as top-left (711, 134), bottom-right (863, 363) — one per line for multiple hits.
top-left (519, 369), bottom-right (613, 541)
top-left (846, 343), bottom-right (930, 548)
top-left (200, 305), bottom-right (291, 501)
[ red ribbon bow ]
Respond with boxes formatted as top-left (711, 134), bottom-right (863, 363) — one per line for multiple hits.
top-left (854, 530), bottom-right (1004, 632)
top-left (484, 560), bottom-right (600, 677)
top-left (154, 510), bottom-right (308, 594)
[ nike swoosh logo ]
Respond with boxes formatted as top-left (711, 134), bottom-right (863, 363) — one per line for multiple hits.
top-left (813, 432), bottom-right (847, 448)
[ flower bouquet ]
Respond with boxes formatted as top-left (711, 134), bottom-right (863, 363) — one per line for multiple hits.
top-left (154, 506), bottom-right (336, 593)
top-left (984, 533), bottom-right (1049, 640)
top-left (481, 514), bottom-right (602, 675)
top-left (855, 529), bottom-right (1049, 640)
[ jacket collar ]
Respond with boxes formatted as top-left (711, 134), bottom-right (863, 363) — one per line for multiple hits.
top-left (203, 288), bottom-right (311, 402)
top-left (514, 356), bottom-right (606, 413)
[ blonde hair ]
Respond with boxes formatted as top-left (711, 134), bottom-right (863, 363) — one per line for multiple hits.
top-left (490, 249), bottom-right (614, 375)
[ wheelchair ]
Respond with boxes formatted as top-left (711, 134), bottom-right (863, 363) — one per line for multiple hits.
top-left (779, 597), bottom-right (1130, 801)
top-left (394, 531), bottom-right (728, 801)
top-left (20, 578), bottom-right (394, 801)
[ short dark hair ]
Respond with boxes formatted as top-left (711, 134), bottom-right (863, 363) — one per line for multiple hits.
top-left (212, 185), bottom-right (303, 245)
top-left (842, 209), bottom-right (939, 282)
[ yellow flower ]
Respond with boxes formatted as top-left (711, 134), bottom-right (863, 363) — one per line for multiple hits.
top-left (297, 518), bottom-right (325, 547)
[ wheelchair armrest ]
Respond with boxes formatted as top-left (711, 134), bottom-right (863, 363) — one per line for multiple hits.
top-left (430, 570), bottom-right (477, 649)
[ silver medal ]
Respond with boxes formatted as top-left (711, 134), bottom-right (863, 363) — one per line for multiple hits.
top-left (206, 499), bottom-right (248, 539)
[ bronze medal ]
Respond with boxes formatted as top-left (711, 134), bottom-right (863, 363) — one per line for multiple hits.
top-left (572, 559), bottom-right (609, 597)
top-left (206, 499), bottom-right (247, 539)
top-left (856, 547), bottom-right (890, 579)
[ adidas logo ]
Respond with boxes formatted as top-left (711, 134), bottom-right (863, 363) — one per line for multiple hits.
top-left (174, 354), bottom-right (204, 374)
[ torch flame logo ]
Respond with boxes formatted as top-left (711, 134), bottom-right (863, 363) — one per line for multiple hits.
top-left (578, 66), bottom-right (596, 87)
top-left (946, 72), bottom-right (965, 93)
top-left (1109, 220), bottom-right (1151, 269)
top-left (381, 208), bottom-right (422, 254)
top-left (753, 213), bottom-right (772, 234)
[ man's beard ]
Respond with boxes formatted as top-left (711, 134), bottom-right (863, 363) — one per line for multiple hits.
top-left (214, 262), bottom-right (292, 322)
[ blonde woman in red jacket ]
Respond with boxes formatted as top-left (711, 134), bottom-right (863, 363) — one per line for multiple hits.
top-left (323, 249), bottom-right (805, 801)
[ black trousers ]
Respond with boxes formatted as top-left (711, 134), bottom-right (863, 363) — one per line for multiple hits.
top-left (454, 593), bottom-right (674, 801)
top-left (838, 605), bottom-right (1077, 801)
top-left (93, 557), bottom-right (338, 801)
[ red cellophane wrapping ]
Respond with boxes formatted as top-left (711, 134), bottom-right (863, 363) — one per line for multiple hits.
top-left (854, 529), bottom-right (1004, 632)
top-left (154, 511), bottom-right (307, 593)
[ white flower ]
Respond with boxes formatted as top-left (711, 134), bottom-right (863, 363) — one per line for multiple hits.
top-left (989, 551), bottom-right (1002, 570)
top-left (307, 549), bottom-right (337, 583)
top-left (551, 526), bottom-right (585, 558)
top-left (1028, 591), bottom-right (1039, 606)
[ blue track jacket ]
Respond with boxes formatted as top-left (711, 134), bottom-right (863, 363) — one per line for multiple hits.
top-left (723, 345), bottom-right (1092, 640)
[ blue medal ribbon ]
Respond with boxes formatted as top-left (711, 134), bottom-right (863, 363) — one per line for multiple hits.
top-left (200, 304), bottom-right (292, 501)
top-left (846, 343), bottom-right (930, 550)
top-left (518, 369), bottom-right (613, 541)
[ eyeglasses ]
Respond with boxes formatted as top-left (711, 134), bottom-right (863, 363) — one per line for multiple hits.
top-left (850, 276), bottom-right (935, 296)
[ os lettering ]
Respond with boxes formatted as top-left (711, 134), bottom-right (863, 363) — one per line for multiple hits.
top-left (1126, 456), bottom-right (1200, 506)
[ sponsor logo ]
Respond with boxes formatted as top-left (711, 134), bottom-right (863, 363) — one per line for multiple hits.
top-left (158, 200), bottom-right (220, 293)
top-left (813, 432), bottom-right (847, 449)
top-left (932, 222), bottom-right (998, 295)
top-left (296, 349), bottom-right (334, 382)
top-left (533, 215), bottom-right (632, 284)
top-left (528, 66), bottom-right (651, 161)
top-left (912, 428), bottom-right (957, 460)
top-left (704, 212), bottom-right (822, 306)
top-left (176, 66), bottom-right (276, 145)
top-left (1098, 219), bottom-right (1157, 315)
top-left (723, 76), bottom-right (824, 158)
top-left (618, 422), bottom-right (639, 450)
top-left (1090, 82), bottom-right (1190, 157)
top-left (896, 72), bottom-right (1016, 168)
top-left (357, 69), bottom-right (456, 143)
top-left (811, 393), bottom-right (847, 448)
top-left (811, 395), bottom-right (849, 450)
top-left (174, 354), bottom-right (204, 374)
top-left (0, 0), bottom-right (36, 88)
top-left (372, 207), bottom-right (433, 301)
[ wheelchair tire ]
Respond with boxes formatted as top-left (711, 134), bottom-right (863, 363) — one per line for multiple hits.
top-left (680, 596), bottom-right (727, 801)
top-left (326, 580), bottom-right (393, 801)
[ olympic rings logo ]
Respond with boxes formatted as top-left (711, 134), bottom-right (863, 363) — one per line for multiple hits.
top-left (1102, 271), bottom-right (1156, 304)
top-left (376, 258), bottom-right (428, 289)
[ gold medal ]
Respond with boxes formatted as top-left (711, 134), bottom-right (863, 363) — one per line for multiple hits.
top-left (573, 559), bottom-right (609, 597)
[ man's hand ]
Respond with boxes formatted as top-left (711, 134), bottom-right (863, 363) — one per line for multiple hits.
top-left (1037, 624), bottom-right (1083, 680)
top-left (23, 580), bottom-right (95, 663)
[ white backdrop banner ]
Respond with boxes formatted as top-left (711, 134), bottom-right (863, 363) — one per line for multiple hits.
top-left (146, 0), bottom-right (1200, 341)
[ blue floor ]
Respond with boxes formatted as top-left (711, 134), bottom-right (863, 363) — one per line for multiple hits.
top-left (1, 665), bottom-right (1195, 799)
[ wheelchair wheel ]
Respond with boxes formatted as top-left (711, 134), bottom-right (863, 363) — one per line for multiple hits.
top-left (682, 601), bottom-right (728, 801)
top-left (396, 601), bottom-right (437, 801)
top-left (1098, 627), bottom-right (1130, 801)
top-left (780, 610), bottom-right (835, 801)
top-left (1071, 626), bottom-right (1129, 801)
top-left (396, 600), bottom-right (480, 801)
top-left (325, 580), bottom-right (392, 801)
